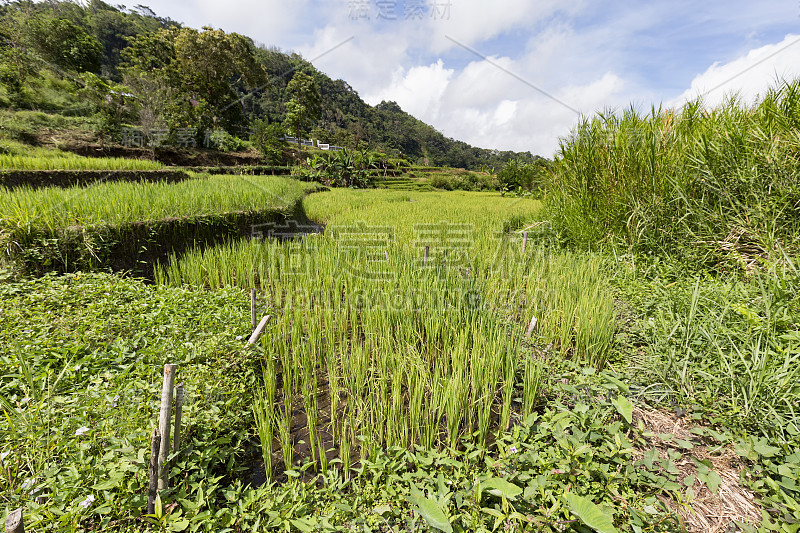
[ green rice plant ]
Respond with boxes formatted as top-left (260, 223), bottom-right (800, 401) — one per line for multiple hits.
top-left (0, 174), bottom-right (313, 230)
top-left (252, 362), bottom-right (276, 481)
top-left (157, 189), bottom-right (618, 467)
top-left (0, 141), bottom-right (163, 171)
top-left (0, 154), bottom-right (164, 171)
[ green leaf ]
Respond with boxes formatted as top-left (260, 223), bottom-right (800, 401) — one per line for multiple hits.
top-left (696, 463), bottom-right (722, 494)
top-left (407, 493), bottom-right (453, 533)
top-left (612, 396), bottom-right (633, 424)
top-left (753, 443), bottom-right (781, 458)
top-left (290, 518), bottom-right (315, 532)
top-left (566, 493), bottom-right (619, 533)
top-left (169, 519), bottom-right (190, 532)
top-left (93, 472), bottom-right (125, 491)
top-left (482, 477), bottom-right (523, 500)
top-left (373, 504), bottom-right (391, 516)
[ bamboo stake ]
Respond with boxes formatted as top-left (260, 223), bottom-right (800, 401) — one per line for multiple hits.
top-left (526, 315), bottom-right (538, 337)
top-left (157, 364), bottom-right (177, 490)
top-left (250, 288), bottom-right (257, 329)
top-left (147, 428), bottom-right (161, 514)
top-left (173, 384), bottom-right (184, 457)
top-left (4, 508), bottom-right (23, 533)
top-left (248, 315), bottom-right (272, 345)
top-left (522, 231), bottom-right (528, 253)
top-left (424, 245), bottom-right (429, 263)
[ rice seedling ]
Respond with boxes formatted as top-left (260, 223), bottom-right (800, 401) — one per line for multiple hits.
top-left (0, 174), bottom-right (313, 230)
top-left (161, 189), bottom-right (618, 479)
top-left (0, 141), bottom-right (163, 171)
top-left (253, 362), bottom-right (276, 480)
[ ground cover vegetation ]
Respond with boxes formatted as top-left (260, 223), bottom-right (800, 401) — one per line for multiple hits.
top-left (0, 0), bottom-right (797, 530)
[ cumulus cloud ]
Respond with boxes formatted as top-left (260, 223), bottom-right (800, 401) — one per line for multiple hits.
top-left (436, 71), bottom-right (627, 157)
top-left (426, 0), bottom-right (579, 52)
top-left (149, 0), bottom-right (318, 46)
top-left (669, 34), bottom-right (800, 109)
top-left (365, 60), bottom-right (454, 117)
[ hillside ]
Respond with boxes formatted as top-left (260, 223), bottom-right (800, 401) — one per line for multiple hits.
top-left (0, 0), bottom-right (538, 169)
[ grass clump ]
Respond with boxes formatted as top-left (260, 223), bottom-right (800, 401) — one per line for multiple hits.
top-left (545, 79), bottom-right (800, 268)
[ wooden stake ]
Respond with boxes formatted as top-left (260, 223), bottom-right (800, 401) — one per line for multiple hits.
top-left (522, 231), bottom-right (528, 253)
top-left (173, 384), bottom-right (184, 457)
top-left (157, 364), bottom-right (176, 490)
top-left (248, 315), bottom-right (272, 345)
top-left (250, 288), bottom-right (257, 329)
top-left (4, 508), bottom-right (23, 533)
top-left (147, 428), bottom-right (161, 515)
top-left (424, 245), bottom-right (429, 262)
top-left (525, 315), bottom-right (538, 337)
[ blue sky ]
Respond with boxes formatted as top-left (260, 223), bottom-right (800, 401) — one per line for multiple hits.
top-left (144, 0), bottom-right (800, 156)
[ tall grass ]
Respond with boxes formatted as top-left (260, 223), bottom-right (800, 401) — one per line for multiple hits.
top-left (629, 255), bottom-right (800, 438)
top-left (155, 190), bottom-right (618, 477)
top-left (0, 140), bottom-right (163, 171)
top-left (546, 79), bottom-right (800, 266)
top-left (0, 175), bottom-right (313, 230)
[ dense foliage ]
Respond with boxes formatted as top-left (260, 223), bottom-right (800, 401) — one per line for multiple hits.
top-left (541, 81), bottom-right (800, 268)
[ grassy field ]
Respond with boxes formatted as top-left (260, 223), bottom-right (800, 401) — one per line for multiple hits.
top-left (0, 174), bottom-right (313, 230)
top-left (0, 140), bottom-right (163, 171)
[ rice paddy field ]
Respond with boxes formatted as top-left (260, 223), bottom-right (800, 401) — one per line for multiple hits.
top-left (3, 84), bottom-right (800, 533)
top-left (0, 140), bottom-right (163, 171)
top-left (0, 174), bottom-right (313, 229)
top-left (156, 190), bottom-right (615, 479)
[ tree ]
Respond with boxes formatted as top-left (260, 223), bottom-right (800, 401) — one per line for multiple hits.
top-left (25, 13), bottom-right (103, 72)
top-left (121, 26), bottom-right (267, 136)
top-left (284, 72), bottom-right (322, 154)
top-left (0, 9), bottom-right (35, 106)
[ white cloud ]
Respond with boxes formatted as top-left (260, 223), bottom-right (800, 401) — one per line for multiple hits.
top-left (145, 0), bottom-right (318, 46)
top-left (428, 0), bottom-right (583, 53)
top-left (143, 0), bottom-right (800, 157)
top-left (669, 34), bottom-right (800, 109)
top-left (365, 60), bottom-right (454, 118)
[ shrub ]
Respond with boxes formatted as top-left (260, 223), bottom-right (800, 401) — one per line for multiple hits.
top-left (497, 158), bottom-right (550, 194)
top-left (207, 128), bottom-right (250, 152)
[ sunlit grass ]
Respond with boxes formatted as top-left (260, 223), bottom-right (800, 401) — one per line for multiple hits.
top-left (0, 175), bottom-right (314, 230)
top-left (156, 189), bottom-right (617, 478)
top-left (0, 140), bottom-right (162, 171)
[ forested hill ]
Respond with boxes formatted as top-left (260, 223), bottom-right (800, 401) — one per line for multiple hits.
top-left (0, 0), bottom-right (540, 168)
